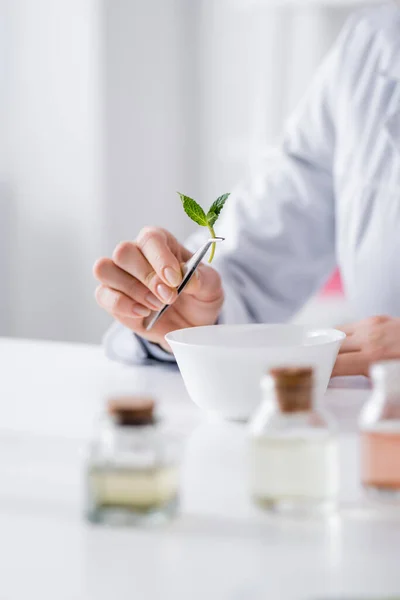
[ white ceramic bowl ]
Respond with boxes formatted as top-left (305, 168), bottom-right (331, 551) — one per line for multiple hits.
top-left (166, 324), bottom-right (345, 420)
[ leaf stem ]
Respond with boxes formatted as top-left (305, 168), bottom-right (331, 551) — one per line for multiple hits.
top-left (207, 225), bottom-right (217, 263)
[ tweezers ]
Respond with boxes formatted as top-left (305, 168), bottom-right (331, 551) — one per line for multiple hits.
top-left (144, 237), bottom-right (225, 331)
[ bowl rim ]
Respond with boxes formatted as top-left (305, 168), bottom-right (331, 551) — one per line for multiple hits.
top-left (165, 323), bottom-right (346, 350)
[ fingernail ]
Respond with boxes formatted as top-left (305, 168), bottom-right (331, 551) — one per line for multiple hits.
top-left (157, 283), bottom-right (173, 303)
top-left (163, 267), bottom-right (181, 287)
top-left (132, 304), bottom-right (151, 317)
top-left (146, 293), bottom-right (163, 310)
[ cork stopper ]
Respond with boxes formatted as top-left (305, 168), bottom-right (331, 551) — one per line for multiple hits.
top-left (107, 395), bottom-right (155, 426)
top-left (269, 367), bottom-right (313, 413)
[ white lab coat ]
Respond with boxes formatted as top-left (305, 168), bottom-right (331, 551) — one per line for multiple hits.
top-left (105, 4), bottom-right (400, 364)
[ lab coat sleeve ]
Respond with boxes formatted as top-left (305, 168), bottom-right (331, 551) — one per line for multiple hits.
top-left (104, 15), bottom-right (357, 363)
top-left (103, 321), bottom-right (177, 365)
top-left (202, 15), bottom-right (358, 325)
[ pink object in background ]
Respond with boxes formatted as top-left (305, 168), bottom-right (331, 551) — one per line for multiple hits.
top-left (321, 269), bottom-right (343, 297)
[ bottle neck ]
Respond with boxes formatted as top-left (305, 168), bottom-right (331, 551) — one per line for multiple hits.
top-left (100, 417), bottom-right (155, 452)
top-left (276, 390), bottom-right (313, 414)
top-left (250, 387), bottom-right (331, 437)
top-left (371, 362), bottom-right (400, 404)
top-left (374, 381), bottom-right (400, 405)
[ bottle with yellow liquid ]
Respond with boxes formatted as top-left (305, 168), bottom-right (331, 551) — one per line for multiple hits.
top-left (86, 396), bottom-right (180, 525)
top-left (248, 367), bottom-right (339, 515)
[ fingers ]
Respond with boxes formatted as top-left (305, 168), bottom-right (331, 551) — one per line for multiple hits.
top-left (337, 316), bottom-right (390, 338)
top-left (333, 316), bottom-right (396, 377)
top-left (182, 262), bottom-right (223, 302)
top-left (95, 285), bottom-right (189, 352)
top-left (95, 285), bottom-right (151, 319)
top-left (380, 318), bottom-right (400, 358)
top-left (338, 316), bottom-right (394, 356)
top-left (112, 240), bottom-right (178, 305)
top-left (93, 258), bottom-right (163, 311)
top-left (136, 228), bottom-right (183, 287)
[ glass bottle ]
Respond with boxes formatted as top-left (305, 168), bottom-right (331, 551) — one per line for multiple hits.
top-left (360, 360), bottom-right (400, 500)
top-left (86, 396), bottom-right (180, 525)
top-left (248, 367), bottom-right (339, 514)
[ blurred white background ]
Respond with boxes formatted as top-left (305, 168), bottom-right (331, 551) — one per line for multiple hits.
top-left (0, 0), bottom-right (376, 344)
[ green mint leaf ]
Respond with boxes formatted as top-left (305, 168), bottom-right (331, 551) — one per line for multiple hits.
top-left (177, 193), bottom-right (208, 227)
top-left (207, 211), bottom-right (219, 227)
top-left (207, 193), bottom-right (230, 224)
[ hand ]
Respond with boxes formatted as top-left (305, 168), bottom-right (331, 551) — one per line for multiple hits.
top-left (93, 228), bottom-right (224, 352)
top-left (333, 315), bottom-right (400, 377)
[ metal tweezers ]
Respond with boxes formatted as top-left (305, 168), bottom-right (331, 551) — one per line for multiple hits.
top-left (144, 237), bottom-right (225, 331)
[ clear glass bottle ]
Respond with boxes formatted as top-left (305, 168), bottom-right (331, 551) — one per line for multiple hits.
top-left (360, 360), bottom-right (400, 500)
top-left (248, 368), bottom-right (339, 514)
top-left (86, 396), bottom-right (180, 525)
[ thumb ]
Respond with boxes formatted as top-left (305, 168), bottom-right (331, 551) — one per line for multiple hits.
top-left (181, 262), bottom-right (223, 301)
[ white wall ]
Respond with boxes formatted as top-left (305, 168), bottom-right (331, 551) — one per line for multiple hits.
top-left (102, 0), bottom-right (200, 252)
top-left (4, 0), bottom-right (106, 342)
top-left (0, 0), bottom-right (12, 335)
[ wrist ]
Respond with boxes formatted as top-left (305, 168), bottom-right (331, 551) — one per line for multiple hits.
top-left (159, 339), bottom-right (173, 354)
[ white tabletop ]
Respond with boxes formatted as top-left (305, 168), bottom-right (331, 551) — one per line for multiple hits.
top-left (1, 338), bottom-right (399, 600)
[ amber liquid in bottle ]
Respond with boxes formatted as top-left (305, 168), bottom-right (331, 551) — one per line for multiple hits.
top-left (361, 422), bottom-right (400, 496)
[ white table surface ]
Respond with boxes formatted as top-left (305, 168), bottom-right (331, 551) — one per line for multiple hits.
top-left (0, 338), bottom-right (399, 600)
